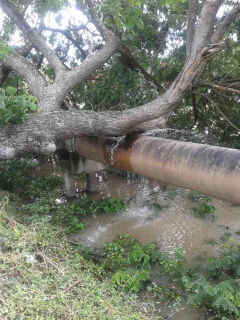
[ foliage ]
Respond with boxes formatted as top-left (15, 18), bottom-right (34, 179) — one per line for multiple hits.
top-left (153, 244), bottom-right (240, 319)
top-left (204, 240), bottom-right (240, 280)
top-left (111, 269), bottom-right (150, 293)
top-left (0, 197), bottom-right (149, 320)
top-left (144, 197), bottom-right (163, 210)
top-left (0, 158), bottom-right (36, 192)
top-left (187, 276), bottom-right (240, 318)
top-left (22, 195), bottom-right (57, 215)
top-left (96, 235), bottom-right (162, 292)
top-left (0, 86), bottom-right (37, 125)
top-left (191, 194), bottom-right (216, 218)
top-left (0, 158), bottom-right (126, 235)
top-left (0, 39), bottom-right (14, 61)
top-left (0, 0), bottom-right (239, 148)
top-left (93, 197), bottom-right (126, 213)
top-left (64, 216), bottom-right (86, 234)
top-left (26, 176), bottom-right (63, 197)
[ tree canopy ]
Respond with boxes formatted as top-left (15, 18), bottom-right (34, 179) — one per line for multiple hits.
top-left (0, 0), bottom-right (239, 159)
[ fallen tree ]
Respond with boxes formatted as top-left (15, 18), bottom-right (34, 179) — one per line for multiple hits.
top-left (0, 0), bottom-right (239, 159)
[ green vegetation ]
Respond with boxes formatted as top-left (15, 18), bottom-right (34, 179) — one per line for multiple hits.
top-left (189, 192), bottom-right (216, 218)
top-left (0, 158), bottom-right (36, 192)
top-left (0, 86), bottom-right (37, 125)
top-left (94, 235), bottom-right (240, 319)
top-left (145, 197), bottom-right (163, 210)
top-left (0, 197), bottom-right (149, 320)
top-left (1, 159), bottom-right (240, 319)
top-left (26, 176), bottom-right (64, 197)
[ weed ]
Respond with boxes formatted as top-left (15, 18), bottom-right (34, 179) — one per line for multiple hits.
top-left (0, 197), bottom-right (149, 320)
top-left (144, 198), bottom-right (163, 210)
top-left (188, 191), bottom-right (204, 202)
top-left (220, 232), bottom-right (232, 242)
top-left (111, 269), bottom-right (150, 293)
top-left (0, 158), bottom-right (36, 192)
top-left (204, 238), bottom-right (218, 245)
top-left (93, 235), bottom-right (162, 292)
top-left (93, 197), bottom-right (126, 213)
top-left (64, 216), bottom-right (86, 234)
top-left (166, 190), bottom-right (177, 199)
top-left (192, 196), bottom-right (216, 218)
top-left (26, 176), bottom-right (63, 197)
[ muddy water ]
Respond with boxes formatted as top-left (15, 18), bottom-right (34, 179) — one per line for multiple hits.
top-left (31, 158), bottom-right (240, 265)
top-left (68, 172), bottom-right (240, 265)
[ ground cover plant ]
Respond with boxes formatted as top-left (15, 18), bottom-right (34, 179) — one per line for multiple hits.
top-left (0, 196), bottom-right (150, 320)
top-left (98, 237), bottom-right (240, 319)
top-left (1, 159), bottom-right (240, 319)
top-left (189, 192), bottom-right (216, 218)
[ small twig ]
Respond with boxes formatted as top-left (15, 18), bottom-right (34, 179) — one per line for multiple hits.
top-left (64, 279), bottom-right (82, 292)
top-left (218, 64), bottom-right (240, 86)
top-left (214, 104), bottom-right (240, 132)
top-left (0, 295), bottom-right (10, 308)
top-left (194, 91), bottom-right (240, 132)
top-left (35, 251), bottom-right (65, 275)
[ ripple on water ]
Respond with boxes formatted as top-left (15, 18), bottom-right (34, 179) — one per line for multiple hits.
top-left (73, 176), bottom-right (233, 265)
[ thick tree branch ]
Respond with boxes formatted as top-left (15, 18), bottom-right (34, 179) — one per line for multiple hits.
top-left (2, 53), bottom-right (47, 99)
top-left (211, 4), bottom-right (240, 43)
top-left (186, 0), bottom-right (198, 57)
top-left (0, 0), bottom-right (65, 77)
top-left (53, 36), bottom-right (120, 102)
top-left (0, 0), bottom-right (233, 160)
top-left (192, 0), bottom-right (224, 52)
top-left (0, 42), bottom-right (33, 87)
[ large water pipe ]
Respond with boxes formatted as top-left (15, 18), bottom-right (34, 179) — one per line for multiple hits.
top-left (64, 136), bottom-right (240, 204)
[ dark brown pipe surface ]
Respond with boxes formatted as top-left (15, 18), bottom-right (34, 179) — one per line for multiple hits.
top-left (65, 136), bottom-right (240, 204)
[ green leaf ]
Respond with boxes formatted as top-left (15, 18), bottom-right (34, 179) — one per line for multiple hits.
top-left (114, 17), bottom-right (123, 29)
top-left (133, 16), bottom-right (144, 29)
top-left (6, 86), bottom-right (17, 96)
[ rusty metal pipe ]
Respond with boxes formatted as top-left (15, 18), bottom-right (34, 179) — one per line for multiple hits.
top-left (64, 136), bottom-right (240, 204)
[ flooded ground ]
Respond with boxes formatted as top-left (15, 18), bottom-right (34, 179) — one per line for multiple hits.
top-left (69, 172), bottom-right (240, 266)
top-left (28, 157), bottom-right (240, 319)
top-left (31, 157), bottom-right (240, 265)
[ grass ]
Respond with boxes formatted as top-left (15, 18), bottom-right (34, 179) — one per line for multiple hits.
top-left (0, 196), bottom-right (152, 320)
